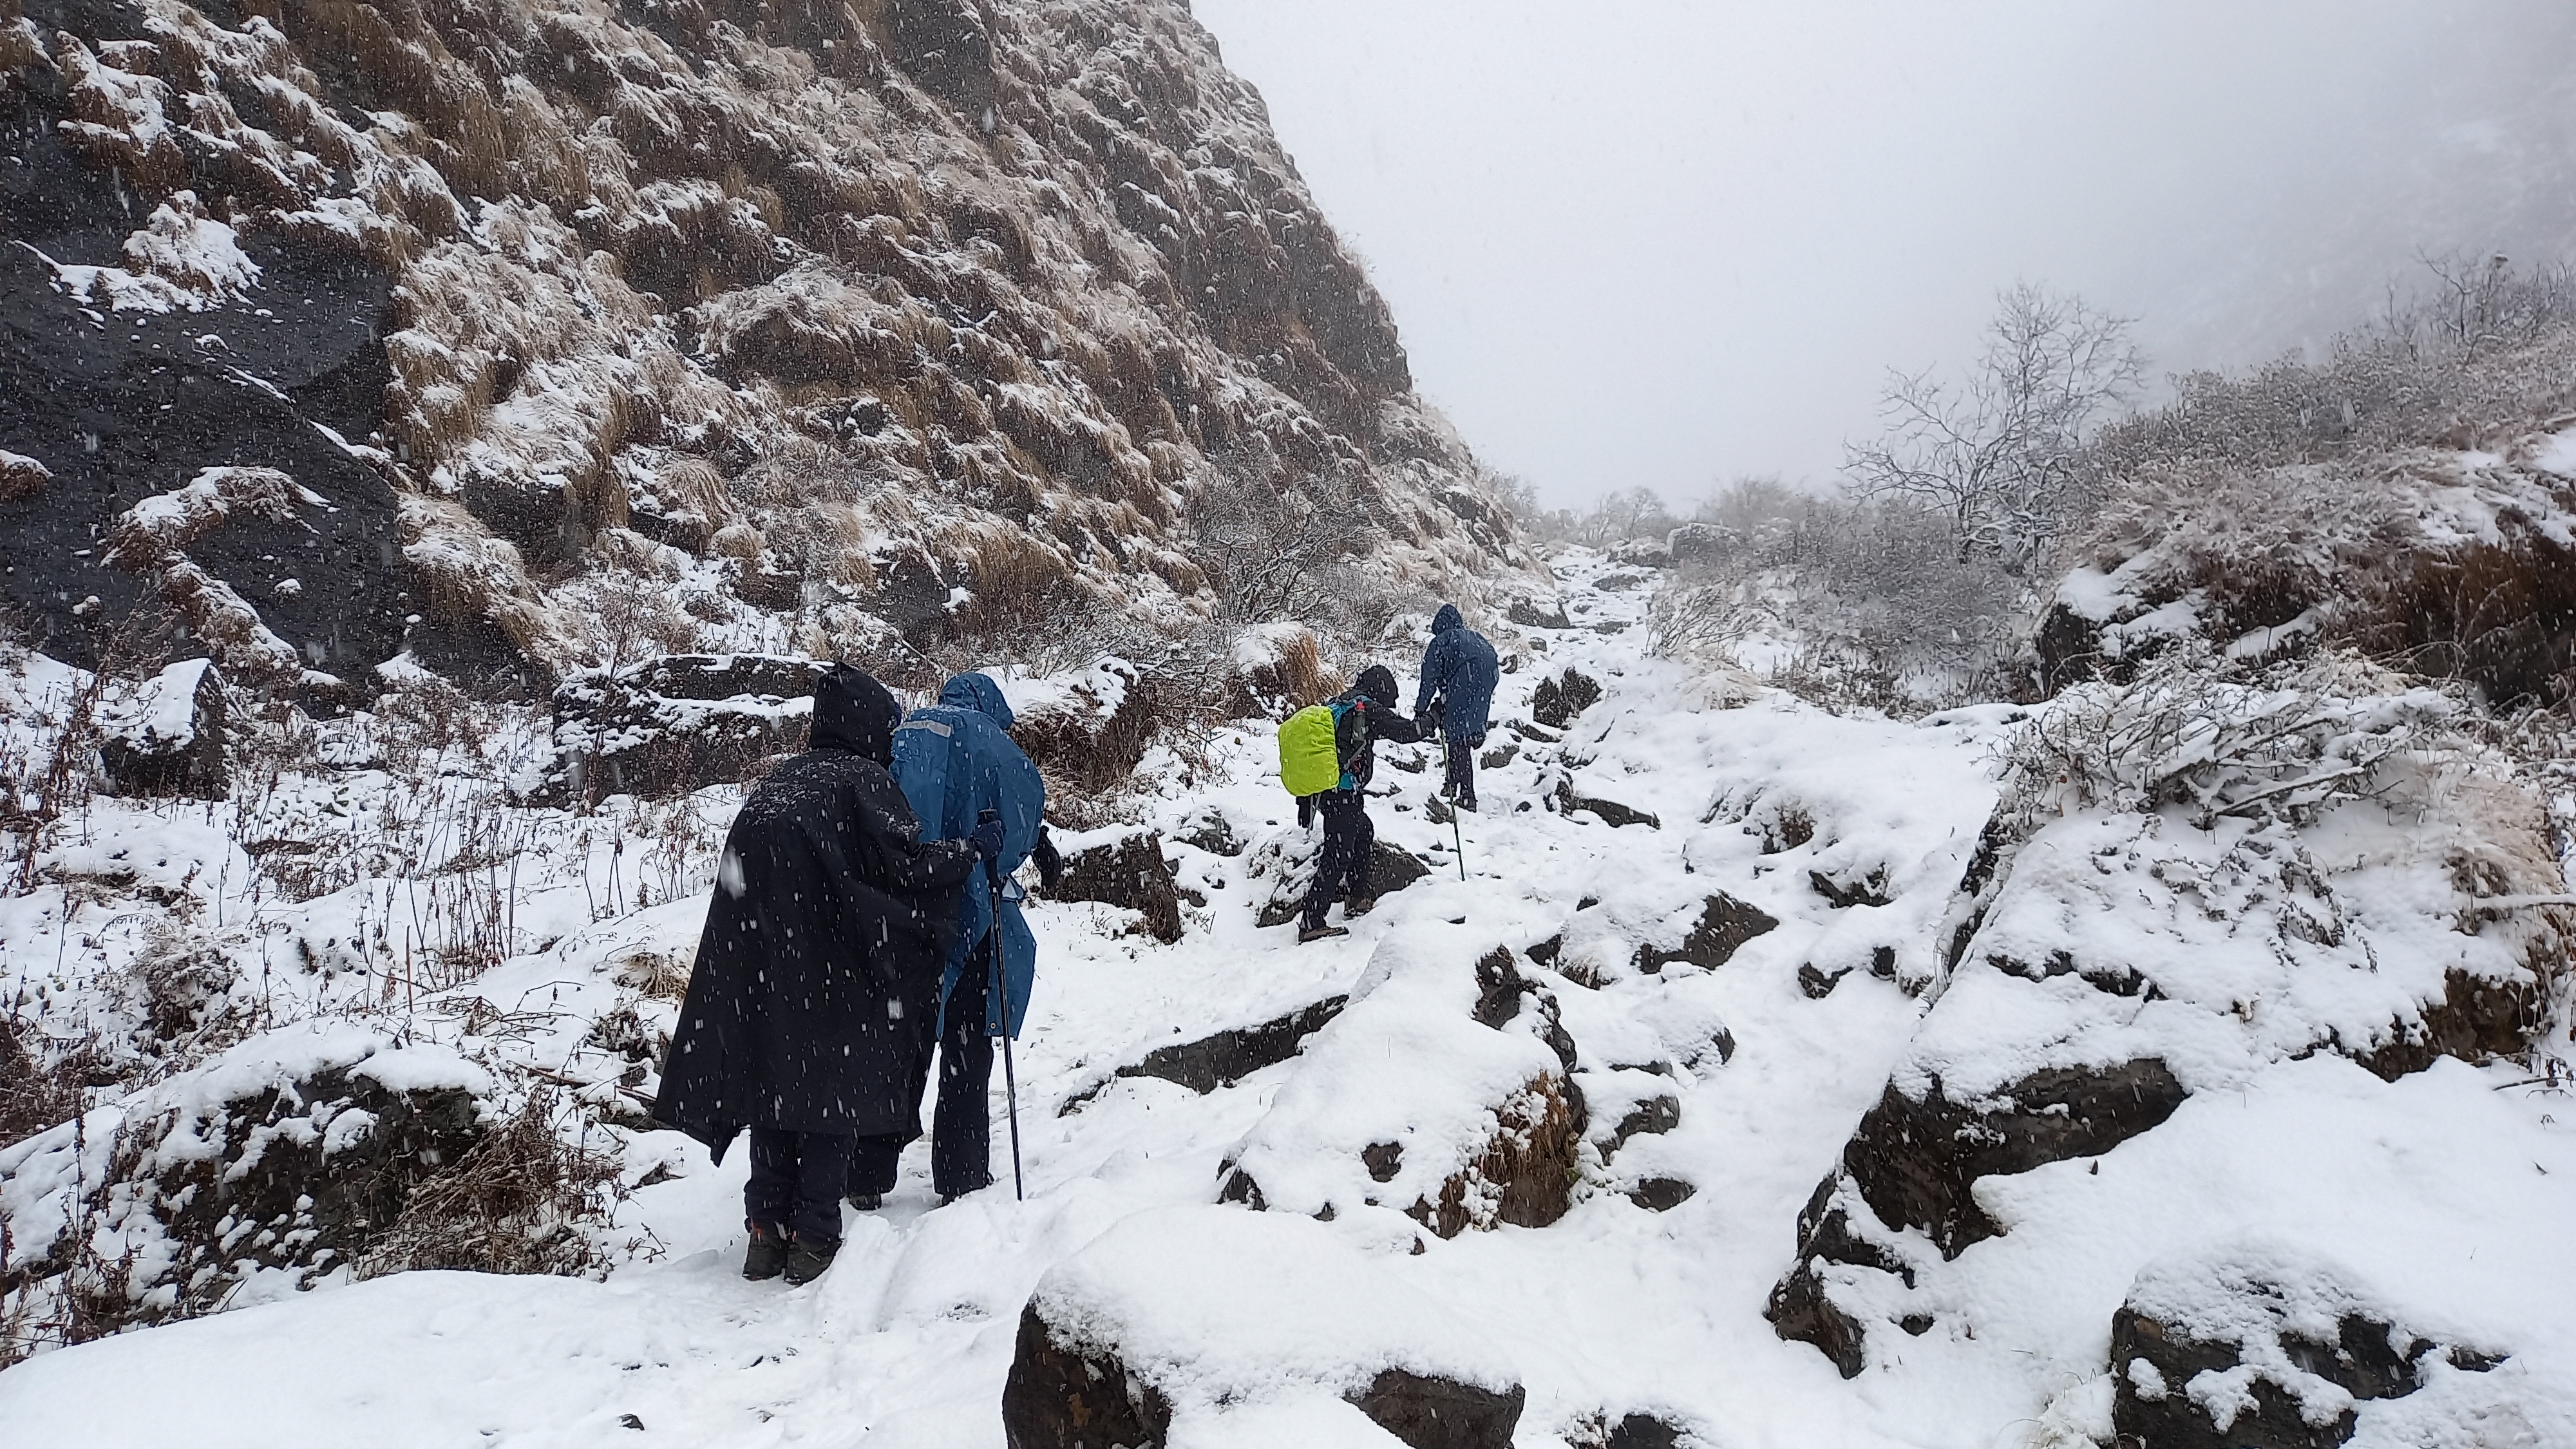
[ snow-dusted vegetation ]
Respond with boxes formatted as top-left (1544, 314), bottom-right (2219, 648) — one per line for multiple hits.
top-left (3, 0), bottom-right (2574, 1445)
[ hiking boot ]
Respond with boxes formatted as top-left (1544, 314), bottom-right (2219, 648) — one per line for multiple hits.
top-left (1455, 795), bottom-right (1479, 813)
top-left (1343, 895), bottom-right (1379, 919)
top-left (742, 1222), bottom-right (788, 1282)
top-left (846, 1191), bottom-right (882, 1212)
top-left (782, 1233), bottom-right (839, 1285)
top-left (1298, 923), bottom-right (1350, 943)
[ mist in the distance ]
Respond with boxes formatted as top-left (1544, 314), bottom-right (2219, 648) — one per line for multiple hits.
top-left (1192, 1), bottom-right (2576, 506)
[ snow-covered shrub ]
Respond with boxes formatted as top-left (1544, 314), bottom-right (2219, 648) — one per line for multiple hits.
top-left (1999, 647), bottom-right (2450, 831)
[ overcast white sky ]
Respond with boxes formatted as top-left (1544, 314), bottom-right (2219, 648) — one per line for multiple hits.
top-left (1191, 1), bottom-right (2576, 506)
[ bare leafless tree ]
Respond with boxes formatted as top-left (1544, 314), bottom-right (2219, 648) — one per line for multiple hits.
top-left (1185, 451), bottom-right (1374, 627)
top-left (1846, 283), bottom-right (2145, 570)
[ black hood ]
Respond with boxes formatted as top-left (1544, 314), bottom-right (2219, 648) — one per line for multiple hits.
top-left (1432, 603), bottom-right (1464, 635)
top-left (1354, 664), bottom-right (1400, 708)
top-left (810, 665), bottom-right (902, 763)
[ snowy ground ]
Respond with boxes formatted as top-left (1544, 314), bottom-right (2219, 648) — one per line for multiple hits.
top-left (1, 552), bottom-right (2571, 1447)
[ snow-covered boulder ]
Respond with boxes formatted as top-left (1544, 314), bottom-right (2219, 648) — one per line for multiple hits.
top-left (97, 658), bottom-right (227, 799)
top-left (1770, 710), bottom-right (2569, 1378)
top-left (1046, 826), bottom-right (1185, 942)
top-left (1218, 929), bottom-right (1585, 1236)
top-left (1530, 667), bottom-right (1602, 729)
top-left (1001, 1205), bottom-right (1525, 1448)
top-left (2111, 1243), bottom-right (2506, 1449)
top-left (998, 657), bottom-right (1157, 793)
top-left (543, 653), bottom-right (826, 801)
top-left (0, 1023), bottom-right (491, 1326)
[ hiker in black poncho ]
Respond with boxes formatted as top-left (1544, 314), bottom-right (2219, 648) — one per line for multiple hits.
top-left (1296, 664), bottom-right (1427, 943)
top-left (652, 665), bottom-right (1005, 1285)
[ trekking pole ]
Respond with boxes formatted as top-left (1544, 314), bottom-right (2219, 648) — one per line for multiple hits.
top-left (980, 813), bottom-right (1027, 1202)
top-left (1444, 727), bottom-right (1467, 881)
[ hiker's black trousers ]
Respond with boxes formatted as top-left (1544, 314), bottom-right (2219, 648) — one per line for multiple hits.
top-left (1303, 790), bottom-right (1374, 927)
top-left (1443, 734), bottom-right (1481, 802)
top-left (853, 947), bottom-right (996, 1200)
top-left (745, 1128), bottom-right (853, 1245)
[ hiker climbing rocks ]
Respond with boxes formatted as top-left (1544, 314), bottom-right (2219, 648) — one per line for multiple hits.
top-left (878, 671), bottom-right (1060, 1204)
top-left (1279, 664), bottom-right (1427, 943)
top-left (652, 665), bottom-right (1006, 1286)
top-left (1416, 603), bottom-right (1499, 811)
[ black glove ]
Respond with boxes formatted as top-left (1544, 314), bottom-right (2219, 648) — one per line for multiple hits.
top-left (1422, 699), bottom-right (1446, 734)
top-left (1297, 795), bottom-right (1315, 830)
top-left (967, 811), bottom-right (1007, 862)
top-left (1032, 827), bottom-right (1065, 893)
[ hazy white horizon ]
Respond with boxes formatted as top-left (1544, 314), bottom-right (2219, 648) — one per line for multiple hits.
top-left (1192, 1), bottom-right (2576, 507)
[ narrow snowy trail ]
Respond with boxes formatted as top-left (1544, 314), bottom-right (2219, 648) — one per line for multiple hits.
top-left (50, 551), bottom-right (2574, 1448)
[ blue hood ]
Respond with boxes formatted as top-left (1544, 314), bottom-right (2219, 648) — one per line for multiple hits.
top-left (938, 671), bottom-right (1014, 729)
top-left (1431, 603), bottom-right (1465, 635)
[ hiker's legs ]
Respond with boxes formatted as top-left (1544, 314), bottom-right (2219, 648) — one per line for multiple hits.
top-left (744, 1127), bottom-right (799, 1233)
top-left (931, 951), bottom-right (995, 1198)
top-left (1444, 735), bottom-right (1477, 802)
top-left (788, 1133), bottom-right (853, 1244)
top-left (848, 1132), bottom-right (907, 1197)
top-left (1303, 793), bottom-right (1370, 927)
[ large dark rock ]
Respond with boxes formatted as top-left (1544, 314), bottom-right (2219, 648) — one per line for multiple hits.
top-left (98, 658), bottom-right (229, 799)
top-left (545, 654), bottom-right (828, 800)
top-left (2109, 1261), bottom-right (2503, 1449)
top-left (1046, 829), bottom-right (1184, 942)
top-left (2354, 966), bottom-right (2541, 1081)
top-left (1000, 1302), bottom-right (1171, 1449)
top-left (1059, 996), bottom-right (1347, 1113)
top-left (1003, 1236), bottom-right (1528, 1449)
top-left (1531, 668), bottom-right (1602, 728)
top-left (1635, 895), bottom-right (1779, 974)
top-left (1349, 1367), bottom-right (1528, 1449)
top-left (1256, 840), bottom-right (1435, 927)
top-left (1769, 1057), bottom-right (2190, 1376)
top-left (1557, 779), bottom-right (1660, 829)
top-left (1407, 1072), bottom-right (1583, 1238)
top-left (1848, 1058), bottom-right (2188, 1258)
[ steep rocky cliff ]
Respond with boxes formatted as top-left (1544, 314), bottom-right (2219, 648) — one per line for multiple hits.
top-left (1, 0), bottom-right (1528, 694)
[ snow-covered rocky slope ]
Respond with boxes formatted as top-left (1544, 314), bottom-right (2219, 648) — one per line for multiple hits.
top-left (1, 553), bottom-right (2568, 1448)
top-left (1, 0), bottom-right (1533, 695)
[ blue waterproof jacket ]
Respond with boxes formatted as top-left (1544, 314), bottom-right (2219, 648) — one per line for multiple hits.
top-left (1416, 604), bottom-right (1499, 743)
top-left (890, 672), bottom-right (1046, 1037)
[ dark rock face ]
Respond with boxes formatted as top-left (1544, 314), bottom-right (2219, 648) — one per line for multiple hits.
top-left (1627, 1177), bottom-right (1695, 1212)
top-left (1508, 598), bottom-right (1574, 630)
top-left (1809, 867), bottom-right (1893, 909)
top-left (1769, 1058), bottom-right (2190, 1376)
top-left (1046, 829), bottom-right (1184, 942)
top-left (1061, 996), bottom-right (1347, 1112)
top-left (1347, 1367), bottom-right (1527, 1449)
top-left (2108, 1293), bottom-right (2501, 1449)
top-left (1604, 1093), bottom-right (1681, 1155)
top-left (1000, 1302), bottom-right (1524, 1449)
top-left (0, 80), bottom-right (410, 685)
top-left (98, 658), bottom-right (228, 799)
top-left (1557, 780), bottom-right (1660, 829)
top-left (2354, 967), bottom-right (2541, 1081)
top-left (1531, 668), bottom-right (1602, 728)
top-left (1256, 840), bottom-right (1434, 927)
top-left (1635, 895), bottom-right (1779, 974)
top-left (1844, 1059), bottom-right (2189, 1258)
top-left (1000, 1302), bottom-right (1172, 1449)
top-left (546, 654), bottom-right (828, 800)
top-left (1797, 962), bottom-right (1849, 998)
top-left (884, 0), bottom-right (1000, 114)
top-left (1471, 947), bottom-right (1577, 1073)
top-left (1, 1057), bottom-right (486, 1315)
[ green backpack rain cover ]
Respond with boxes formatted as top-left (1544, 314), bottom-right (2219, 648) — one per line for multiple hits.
top-left (1277, 703), bottom-right (1347, 797)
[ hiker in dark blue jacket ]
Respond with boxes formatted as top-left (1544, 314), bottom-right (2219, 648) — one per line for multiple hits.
top-left (1296, 665), bottom-right (1427, 943)
top-left (1415, 603), bottom-right (1500, 811)
top-left (864, 671), bottom-right (1061, 1204)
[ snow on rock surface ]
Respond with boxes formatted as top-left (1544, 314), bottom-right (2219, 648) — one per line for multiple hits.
top-left (1003, 1205), bottom-right (1523, 1446)
top-left (1, 551), bottom-right (2571, 1449)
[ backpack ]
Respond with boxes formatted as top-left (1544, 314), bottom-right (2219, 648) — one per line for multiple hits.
top-left (1278, 701), bottom-right (1352, 797)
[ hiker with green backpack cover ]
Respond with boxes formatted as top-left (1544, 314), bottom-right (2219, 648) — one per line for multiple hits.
top-left (1276, 665), bottom-right (1428, 943)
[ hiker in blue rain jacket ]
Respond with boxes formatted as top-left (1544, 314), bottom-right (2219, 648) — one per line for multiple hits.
top-left (1415, 603), bottom-right (1500, 811)
top-left (862, 670), bottom-right (1061, 1203)
top-left (653, 665), bottom-right (1004, 1285)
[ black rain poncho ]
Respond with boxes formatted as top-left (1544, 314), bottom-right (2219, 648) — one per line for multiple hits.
top-left (652, 667), bottom-right (985, 1163)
